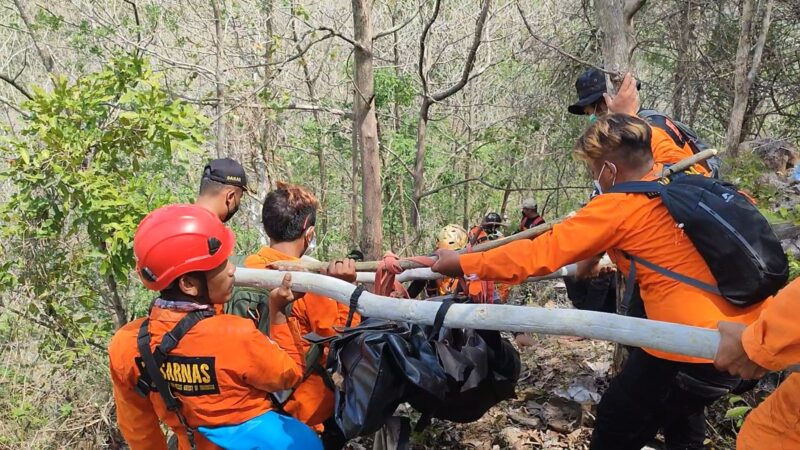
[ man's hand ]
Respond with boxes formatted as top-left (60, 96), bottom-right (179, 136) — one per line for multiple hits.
top-left (269, 273), bottom-right (295, 310)
top-left (604, 72), bottom-right (640, 117)
top-left (431, 249), bottom-right (464, 278)
top-left (269, 273), bottom-right (295, 325)
top-left (321, 258), bottom-right (357, 283)
top-left (713, 321), bottom-right (768, 380)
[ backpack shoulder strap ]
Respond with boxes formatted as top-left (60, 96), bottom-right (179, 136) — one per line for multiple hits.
top-left (136, 309), bottom-right (214, 450)
top-left (621, 252), bottom-right (721, 300)
top-left (608, 181), bottom-right (664, 195)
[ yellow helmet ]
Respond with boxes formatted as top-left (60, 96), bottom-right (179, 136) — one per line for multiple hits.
top-left (437, 224), bottom-right (468, 250)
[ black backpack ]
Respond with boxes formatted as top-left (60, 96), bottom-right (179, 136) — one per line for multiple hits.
top-left (610, 173), bottom-right (788, 307)
top-left (638, 109), bottom-right (720, 178)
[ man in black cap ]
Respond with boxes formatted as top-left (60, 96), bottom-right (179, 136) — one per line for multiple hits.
top-left (567, 69), bottom-right (742, 450)
top-left (568, 68), bottom-right (718, 177)
top-left (195, 157), bottom-right (250, 223)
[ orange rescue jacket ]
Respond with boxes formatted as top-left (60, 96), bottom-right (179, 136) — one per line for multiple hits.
top-left (244, 247), bottom-right (361, 426)
top-left (460, 163), bottom-right (765, 363)
top-left (737, 278), bottom-right (800, 449)
top-left (108, 307), bottom-right (301, 450)
top-left (650, 126), bottom-right (710, 176)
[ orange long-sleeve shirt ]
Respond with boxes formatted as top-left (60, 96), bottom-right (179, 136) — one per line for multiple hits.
top-left (109, 308), bottom-right (301, 450)
top-left (742, 277), bottom-right (800, 369)
top-left (244, 246), bottom-right (360, 426)
top-left (737, 278), bottom-right (800, 450)
top-left (460, 163), bottom-right (764, 363)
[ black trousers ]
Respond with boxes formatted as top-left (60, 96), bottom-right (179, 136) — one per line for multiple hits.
top-left (591, 348), bottom-right (741, 450)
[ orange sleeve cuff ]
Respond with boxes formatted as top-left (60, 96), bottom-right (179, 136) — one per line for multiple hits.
top-left (459, 252), bottom-right (484, 279)
top-left (742, 320), bottom-right (782, 370)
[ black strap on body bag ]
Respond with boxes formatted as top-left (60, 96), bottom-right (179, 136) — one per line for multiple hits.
top-left (270, 287), bottom-right (366, 409)
top-left (136, 309), bottom-right (214, 450)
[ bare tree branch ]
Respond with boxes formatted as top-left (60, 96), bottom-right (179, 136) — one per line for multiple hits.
top-left (240, 101), bottom-right (352, 119)
top-left (317, 26), bottom-right (362, 50)
top-left (417, 0), bottom-right (442, 96)
top-left (122, 0), bottom-right (142, 55)
top-left (13, 0), bottom-right (55, 75)
top-left (516, 1), bottom-right (616, 76)
top-left (0, 73), bottom-right (32, 100)
top-left (0, 96), bottom-right (30, 118)
top-left (229, 31), bottom-right (338, 70)
top-left (373, 5), bottom-right (420, 41)
top-left (430, 0), bottom-right (491, 102)
top-left (419, 176), bottom-right (587, 199)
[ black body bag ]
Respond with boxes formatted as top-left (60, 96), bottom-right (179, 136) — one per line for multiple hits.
top-left (327, 319), bottom-right (448, 439)
top-left (327, 297), bottom-right (521, 438)
top-left (408, 298), bottom-right (521, 428)
top-left (610, 173), bottom-right (788, 306)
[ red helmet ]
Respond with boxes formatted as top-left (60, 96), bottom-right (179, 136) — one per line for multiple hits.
top-left (134, 204), bottom-right (235, 291)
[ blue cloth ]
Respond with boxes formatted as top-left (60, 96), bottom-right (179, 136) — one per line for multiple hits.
top-left (198, 410), bottom-right (322, 450)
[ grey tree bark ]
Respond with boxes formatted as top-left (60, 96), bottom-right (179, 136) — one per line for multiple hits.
top-left (724, 0), bottom-right (774, 159)
top-left (211, 0), bottom-right (227, 157)
top-left (352, 0), bottom-right (383, 259)
top-left (594, 0), bottom-right (646, 93)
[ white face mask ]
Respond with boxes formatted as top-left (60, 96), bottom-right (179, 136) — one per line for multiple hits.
top-left (594, 162), bottom-right (617, 195)
top-left (303, 227), bottom-right (317, 256)
top-left (304, 236), bottom-right (317, 256)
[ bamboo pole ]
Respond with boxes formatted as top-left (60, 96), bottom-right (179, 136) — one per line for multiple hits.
top-left (235, 268), bottom-right (721, 359)
top-left (273, 220), bottom-right (557, 271)
top-left (661, 149), bottom-right (718, 177)
top-left (354, 263), bottom-right (575, 284)
top-left (274, 150), bottom-right (720, 272)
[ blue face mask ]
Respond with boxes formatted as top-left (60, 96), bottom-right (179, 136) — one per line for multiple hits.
top-left (589, 114), bottom-right (598, 124)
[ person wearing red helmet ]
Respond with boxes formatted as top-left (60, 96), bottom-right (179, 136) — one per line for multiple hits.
top-left (108, 204), bottom-right (322, 450)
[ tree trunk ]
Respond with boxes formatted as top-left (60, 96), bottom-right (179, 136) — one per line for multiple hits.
top-left (724, 0), bottom-right (774, 159)
top-left (352, 0), bottom-right (383, 259)
top-left (351, 117), bottom-right (360, 246)
top-left (391, 11), bottom-right (409, 250)
top-left (671, 0), bottom-right (694, 121)
top-left (211, 0), bottom-right (226, 157)
top-left (595, 0), bottom-right (646, 92)
top-left (13, 0), bottom-right (55, 76)
top-left (291, 3), bottom-right (329, 258)
top-left (411, 103), bottom-right (430, 230)
top-left (105, 274), bottom-right (127, 329)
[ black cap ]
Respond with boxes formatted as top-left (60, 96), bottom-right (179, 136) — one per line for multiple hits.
top-left (568, 68), bottom-right (642, 115)
top-left (568, 68), bottom-right (607, 115)
top-left (203, 158), bottom-right (250, 192)
top-left (483, 212), bottom-right (502, 225)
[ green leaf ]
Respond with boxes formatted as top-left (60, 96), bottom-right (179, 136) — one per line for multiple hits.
top-left (725, 406), bottom-right (752, 419)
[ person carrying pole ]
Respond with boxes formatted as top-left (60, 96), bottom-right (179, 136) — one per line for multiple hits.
top-left (714, 277), bottom-right (800, 450)
top-left (431, 114), bottom-right (772, 450)
top-left (242, 182), bottom-right (358, 449)
top-left (108, 204), bottom-right (321, 450)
